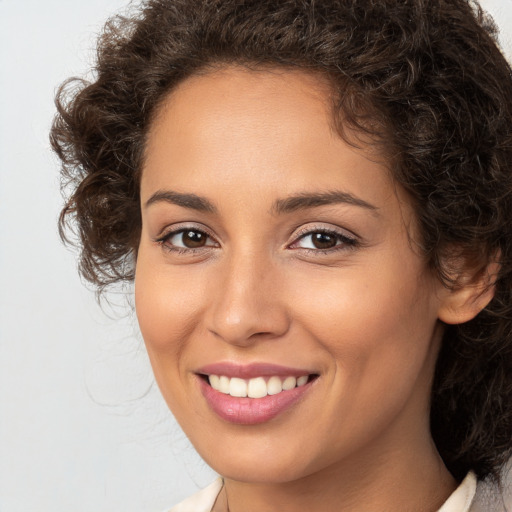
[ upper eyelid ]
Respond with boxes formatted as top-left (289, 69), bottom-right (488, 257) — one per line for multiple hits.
top-left (155, 222), bottom-right (217, 241)
top-left (291, 223), bottom-right (358, 241)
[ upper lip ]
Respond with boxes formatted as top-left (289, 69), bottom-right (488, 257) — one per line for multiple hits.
top-left (196, 362), bottom-right (315, 379)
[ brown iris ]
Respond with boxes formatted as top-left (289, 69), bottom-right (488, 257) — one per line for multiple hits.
top-left (182, 230), bottom-right (208, 248)
top-left (311, 232), bottom-right (337, 249)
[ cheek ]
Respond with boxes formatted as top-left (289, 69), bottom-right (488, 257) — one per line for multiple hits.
top-left (287, 262), bottom-right (441, 454)
top-left (289, 255), bottom-right (439, 388)
top-left (134, 250), bottom-right (209, 425)
top-left (134, 245), bottom-right (206, 383)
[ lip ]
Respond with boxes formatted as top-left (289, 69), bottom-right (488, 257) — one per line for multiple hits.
top-left (196, 362), bottom-right (318, 425)
top-left (196, 362), bottom-right (314, 379)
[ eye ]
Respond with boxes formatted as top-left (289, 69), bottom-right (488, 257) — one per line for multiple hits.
top-left (156, 227), bottom-right (218, 251)
top-left (290, 227), bottom-right (358, 252)
top-left (298, 232), bottom-right (340, 250)
top-left (170, 229), bottom-right (210, 248)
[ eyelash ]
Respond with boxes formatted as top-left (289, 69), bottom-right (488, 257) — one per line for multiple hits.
top-left (289, 226), bottom-right (359, 254)
top-left (154, 225), bottom-right (359, 255)
top-left (155, 226), bottom-right (218, 254)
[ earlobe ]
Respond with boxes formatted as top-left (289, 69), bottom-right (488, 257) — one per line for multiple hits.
top-left (437, 261), bottom-right (500, 325)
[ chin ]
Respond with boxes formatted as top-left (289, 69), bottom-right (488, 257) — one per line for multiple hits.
top-left (192, 433), bottom-right (326, 485)
top-left (210, 459), bottom-right (314, 485)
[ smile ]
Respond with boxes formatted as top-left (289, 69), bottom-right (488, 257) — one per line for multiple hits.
top-left (208, 374), bottom-right (310, 398)
top-left (196, 363), bottom-right (318, 425)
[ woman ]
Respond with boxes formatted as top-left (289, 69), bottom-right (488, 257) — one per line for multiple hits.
top-left (51, 0), bottom-right (512, 510)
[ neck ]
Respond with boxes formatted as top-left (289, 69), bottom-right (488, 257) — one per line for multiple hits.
top-left (217, 444), bottom-right (455, 512)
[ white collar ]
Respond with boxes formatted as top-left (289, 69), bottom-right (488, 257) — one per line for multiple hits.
top-left (437, 472), bottom-right (477, 512)
top-left (169, 477), bottom-right (222, 512)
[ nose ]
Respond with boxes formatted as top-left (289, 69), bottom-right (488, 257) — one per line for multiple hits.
top-left (205, 250), bottom-right (290, 346)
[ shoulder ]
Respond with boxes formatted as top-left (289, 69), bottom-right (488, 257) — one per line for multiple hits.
top-left (438, 471), bottom-right (511, 512)
top-left (166, 478), bottom-right (223, 512)
top-left (469, 473), bottom-right (512, 512)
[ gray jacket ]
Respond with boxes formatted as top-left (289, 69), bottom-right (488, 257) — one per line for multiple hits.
top-left (470, 478), bottom-right (511, 511)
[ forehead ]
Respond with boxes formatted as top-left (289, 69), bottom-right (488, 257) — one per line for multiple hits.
top-left (154, 65), bottom-right (335, 118)
top-left (141, 66), bottom-right (411, 222)
top-left (146, 66), bottom-right (336, 164)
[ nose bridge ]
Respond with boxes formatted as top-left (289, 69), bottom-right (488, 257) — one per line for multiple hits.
top-left (207, 244), bottom-right (289, 345)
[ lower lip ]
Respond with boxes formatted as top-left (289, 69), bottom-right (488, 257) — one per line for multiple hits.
top-left (198, 377), bottom-right (314, 425)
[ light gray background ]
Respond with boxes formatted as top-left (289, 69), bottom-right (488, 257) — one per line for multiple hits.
top-left (0, 1), bottom-right (511, 510)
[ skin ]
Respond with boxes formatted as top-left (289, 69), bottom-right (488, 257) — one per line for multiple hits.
top-left (135, 67), bottom-right (492, 512)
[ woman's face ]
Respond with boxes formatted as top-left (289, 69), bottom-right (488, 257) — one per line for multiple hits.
top-left (135, 67), bottom-right (448, 483)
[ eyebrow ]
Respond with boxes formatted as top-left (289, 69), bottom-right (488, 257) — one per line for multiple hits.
top-left (271, 190), bottom-right (379, 215)
top-left (145, 190), bottom-right (217, 213)
top-left (144, 189), bottom-right (378, 215)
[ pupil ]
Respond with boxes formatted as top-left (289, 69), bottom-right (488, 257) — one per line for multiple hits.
top-left (183, 230), bottom-right (206, 248)
top-left (312, 232), bottom-right (336, 249)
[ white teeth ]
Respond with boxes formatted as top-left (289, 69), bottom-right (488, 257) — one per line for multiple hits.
top-left (219, 375), bottom-right (230, 394)
top-left (282, 376), bottom-right (297, 390)
top-left (209, 375), bottom-right (220, 391)
top-left (229, 377), bottom-right (247, 397)
top-left (247, 377), bottom-right (267, 398)
top-left (207, 374), bottom-right (311, 398)
top-left (267, 376), bottom-right (283, 395)
top-left (297, 375), bottom-right (308, 387)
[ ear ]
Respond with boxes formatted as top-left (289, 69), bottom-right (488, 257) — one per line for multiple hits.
top-left (438, 260), bottom-right (500, 325)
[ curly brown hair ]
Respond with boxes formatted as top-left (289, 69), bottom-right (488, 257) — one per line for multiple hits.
top-left (51, 0), bottom-right (512, 482)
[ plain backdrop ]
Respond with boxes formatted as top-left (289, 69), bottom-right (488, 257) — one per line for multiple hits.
top-left (0, 1), bottom-right (511, 511)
